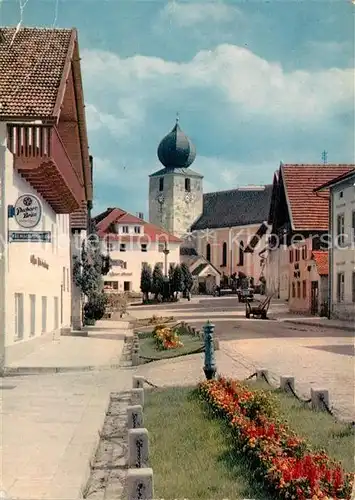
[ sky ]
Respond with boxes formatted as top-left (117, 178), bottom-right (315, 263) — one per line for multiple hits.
top-left (1, 0), bottom-right (354, 217)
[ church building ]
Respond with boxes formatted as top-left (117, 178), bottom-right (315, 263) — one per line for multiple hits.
top-left (149, 119), bottom-right (272, 293)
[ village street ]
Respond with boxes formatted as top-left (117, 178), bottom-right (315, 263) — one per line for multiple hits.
top-left (132, 295), bottom-right (355, 421)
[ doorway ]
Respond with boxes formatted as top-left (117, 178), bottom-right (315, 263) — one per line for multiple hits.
top-left (310, 281), bottom-right (319, 315)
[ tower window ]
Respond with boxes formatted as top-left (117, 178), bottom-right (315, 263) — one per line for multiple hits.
top-left (185, 178), bottom-right (191, 192)
top-left (159, 177), bottom-right (164, 191)
top-left (206, 243), bottom-right (211, 261)
top-left (222, 242), bottom-right (227, 267)
top-left (239, 241), bottom-right (244, 266)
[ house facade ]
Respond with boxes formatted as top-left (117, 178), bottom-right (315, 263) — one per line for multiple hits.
top-left (0, 27), bottom-right (92, 367)
top-left (315, 169), bottom-right (355, 320)
top-left (267, 163), bottom-right (354, 315)
top-left (95, 208), bottom-right (181, 293)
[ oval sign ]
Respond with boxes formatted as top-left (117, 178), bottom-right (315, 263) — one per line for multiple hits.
top-left (14, 194), bottom-right (42, 229)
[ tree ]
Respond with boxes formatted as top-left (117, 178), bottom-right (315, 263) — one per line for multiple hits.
top-left (181, 262), bottom-right (193, 297)
top-left (152, 263), bottom-right (164, 300)
top-left (140, 263), bottom-right (152, 302)
top-left (171, 264), bottom-right (183, 299)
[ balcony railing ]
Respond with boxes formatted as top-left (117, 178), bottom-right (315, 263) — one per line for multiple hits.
top-left (6, 123), bottom-right (84, 212)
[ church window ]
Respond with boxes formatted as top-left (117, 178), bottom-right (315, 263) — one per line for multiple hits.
top-left (141, 244), bottom-right (148, 252)
top-left (206, 243), bottom-right (211, 261)
top-left (222, 242), bottom-right (227, 267)
top-left (185, 178), bottom-right (191, 192)
top-left (239, 241), bottom-right (244, 266)
top-left (120, 244), bottom-right (126, 252)
top-left (159, 177), bottom-right (164, 191)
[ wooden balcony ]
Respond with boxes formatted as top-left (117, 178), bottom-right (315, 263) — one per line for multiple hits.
top-left (7, 124), bottom-right (84, 213)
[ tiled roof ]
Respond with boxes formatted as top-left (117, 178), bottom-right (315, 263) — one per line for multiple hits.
top-left (191, 185), bottom-right (272, 231)
top-left (94, 207), bottom-right (181, 243)
top-left (192, 263), bottom-right (208, 276)
top-left (282, 164), bottom-right (354, 231)
top-left (315, 169), bottom-right (355, 191)
top-left (312, 251), bottom-right (328, 276)
top-left (0, 27), bottom-right (75, 118)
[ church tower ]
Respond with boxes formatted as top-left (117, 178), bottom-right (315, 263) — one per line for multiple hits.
top-left (149, 118), bottom-right (203, 237)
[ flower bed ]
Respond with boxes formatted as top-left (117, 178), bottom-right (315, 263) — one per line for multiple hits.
top-left (198, 377), bottom-right (353, 500)
top-left (153, 324), bottom-right (184, 350)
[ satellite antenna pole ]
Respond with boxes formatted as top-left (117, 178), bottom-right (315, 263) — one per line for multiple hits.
top-left (321, 150), bottom-right (328, 165)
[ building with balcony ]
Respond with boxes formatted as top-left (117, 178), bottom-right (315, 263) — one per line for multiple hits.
top-left (95, 208), bottom-right (181, 293)
top-left (0, 27), bottom-right (92, 367)
top-left (267, 163), bottom-right (354, 315)
top-left (315, 169), bottom-right (355, 320)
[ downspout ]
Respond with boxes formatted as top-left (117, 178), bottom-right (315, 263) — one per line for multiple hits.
top-left (327, 193), bottom-right (332, 319)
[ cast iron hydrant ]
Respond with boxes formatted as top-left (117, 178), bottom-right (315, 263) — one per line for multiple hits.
top-left (203, 320), bottom-right (216, 380)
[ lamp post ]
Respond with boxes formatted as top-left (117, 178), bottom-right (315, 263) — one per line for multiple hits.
top-left (163, 241), bottom-right (170, 277)
top-left (203, 321), bottom-right (216, 380)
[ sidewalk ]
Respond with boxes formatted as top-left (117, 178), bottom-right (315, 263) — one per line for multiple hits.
top-left (275, 315), bottom-right (354, 333)
top-left (1, 320), bottom-right (132, 500)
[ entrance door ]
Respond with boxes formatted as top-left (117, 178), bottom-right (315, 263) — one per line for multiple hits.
top-left (310, 281), bottom-right (319, 315)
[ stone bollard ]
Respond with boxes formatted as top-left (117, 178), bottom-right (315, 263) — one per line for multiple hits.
top-left (128, 428), bottom-right (149, 468)
top-left (127, 468), bottom-right (153, 500)
top-left (132, 352), bottom-right (139, 366)
top-left (311, 389), bottom-right (330, 412)
top-left (133, 375), bottom-right (145, 389)
top-left (203, 321), bottom-right (216, 380)
top-left (131, 388), bottom-right (144, 407)
top-left (191, 327), bottom-right (196, 336)
top-left (280, 376), bottom-right (295, 393)
top-left (127, 405), bottom-right (143, 429)
top-left (256, 369), bottom-right (269, 383)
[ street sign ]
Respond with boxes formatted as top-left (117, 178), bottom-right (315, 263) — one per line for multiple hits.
top-left (8, 231), bottom-right (51, 243)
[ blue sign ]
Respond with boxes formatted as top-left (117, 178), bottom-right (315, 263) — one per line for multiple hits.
top-left (8, 231), bottom-right (51, 243)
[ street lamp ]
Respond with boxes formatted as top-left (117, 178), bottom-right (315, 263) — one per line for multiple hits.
top-left (163, 240), bottom-right (170, 277)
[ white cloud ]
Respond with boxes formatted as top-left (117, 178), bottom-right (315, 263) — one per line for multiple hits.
top-left (82, 43), bottom-right (354, 139)
top-left (160, 1), bottom-right (241, 27)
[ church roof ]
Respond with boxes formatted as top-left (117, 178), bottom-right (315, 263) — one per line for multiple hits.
top-left (149, 166), bottom-right (203, 178)
top-left (157, 121), bottom-right (196, 169)
top-left (191, 185), bottom-right (273, 231)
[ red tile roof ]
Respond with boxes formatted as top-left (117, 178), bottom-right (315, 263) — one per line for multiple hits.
top-left (95, 208), bottom-right (182, 243)
top-left (282, 164), bottom-right (354, 231)
top-left (312, 251), bottom-right (328, 276)
top-left (0, 27), bottom-right (75, 118)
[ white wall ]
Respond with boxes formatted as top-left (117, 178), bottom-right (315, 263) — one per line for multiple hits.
top-left (2, 144), bottom-right (71, 347)
top-left (331, 179), bottom-right (355, 319)
top-left (103, 240), bottom-right (181, 293)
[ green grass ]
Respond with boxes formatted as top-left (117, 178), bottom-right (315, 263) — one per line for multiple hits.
top-left (145, 386), bottom-right (267, 500)
top-left (247, 381), bottom-right (354, 473)
top-left (138, 334), bottom-right (204, 363)
top-left (144, 384), bottom-right (354, 500)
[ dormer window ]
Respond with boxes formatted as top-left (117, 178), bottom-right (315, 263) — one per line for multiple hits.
top-left (159, 177), bottom-right (164, 191)
top-left (339, 191), bottom-right (344, 198)
top-left (122, 226), bottom-right (129, 234)
top-left (185, 178), bottom-right (191, 192)
top-left (134, 226), bottom-right (141, 234)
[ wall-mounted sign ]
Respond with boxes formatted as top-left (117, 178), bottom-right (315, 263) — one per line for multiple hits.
top-left (108, 271), bottom-right (133, 277)
top-left (30, 254), bottom-right (49, 270)
top-left (14, 194), bottom-right (42, 229)
top-left (8, 231), bottom-right (51, 243)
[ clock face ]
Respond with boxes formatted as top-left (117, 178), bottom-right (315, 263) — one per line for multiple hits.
top-left (157, 194), bottom-right (165, 204)
top-left (185, 192), bottom-right (193, 203)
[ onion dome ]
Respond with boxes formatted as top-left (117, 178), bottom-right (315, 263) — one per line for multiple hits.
top-left (157, 119), bottom-right (196, 169)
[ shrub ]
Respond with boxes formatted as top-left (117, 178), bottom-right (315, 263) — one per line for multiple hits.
top-left (84, 292), bottom-right (108, 321)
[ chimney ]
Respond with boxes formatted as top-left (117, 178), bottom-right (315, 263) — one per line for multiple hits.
top-left (138, 212), bottom-right (144, 220)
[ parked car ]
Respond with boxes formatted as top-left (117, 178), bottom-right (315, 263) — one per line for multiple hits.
top-left (237, 288), bottom-right (254, 302)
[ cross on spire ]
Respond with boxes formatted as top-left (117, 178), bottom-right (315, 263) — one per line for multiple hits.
top-left (321, 150), bottom-right (328, 165)
top-left (176, 112), bottom-right (179, 124)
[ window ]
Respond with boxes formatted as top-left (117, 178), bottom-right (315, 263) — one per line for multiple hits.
top-left (222, 242), bottom-right (227, 267)
top-left (141, 244), bottom-right (148, 252)
top-left (124, 281), bottom-right (131, 292)
top-left (206, 243), bottom-right (211, 261)
top-left (107, 242), bottom-right (114, 251)
top-left (292, 282), bottom-right (296, 298)
top-left (339, 191), bottom-right (343, 198)
top-left (289, 249), bottom-right (294, 263)
top-left (297, 281), bottom-right (301, 298)
top-left (301, 246), bottom-right (307, 260)
top-left (122, 226), bottom-right (129, 234)
top-left (185, 178), bottom-right (191, 192)
top-left (159, 177), bottom-right (164, 191)
top-left (54, 297), bottom-right (59, 330)
top-left (337, 213), bottom-right (345, 247)
top-left (352, 211), bottom-right (355, 243)
top-left (337, 272), bottom-right (345, 302)
top-left (134, 226), bottom-right (141, 234)
top-left (29, 294), bottom-right (36, 336)
top-left (352, 272), bottom-right (355, 303)
top-left (120, 244), bottom-right (126, 252)
top-left (62, 267), bottom-right (66, 292)
top-left (295, 248), bottom-right (300, 262)
top-left (112, 282), bottom-right (119, 290)
top-left (51, 223), bottom-right (55, 253)
top-left (14, 293), bottom-right (24, 340)
top-left (302, 280), bottom-right (307, 298)
top-left (41, 296), bottom-right (47, 333)
top-left (239, 241), bottom-right (244, 266)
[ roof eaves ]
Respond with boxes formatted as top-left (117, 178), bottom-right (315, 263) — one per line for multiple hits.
top-left (53, 28), bottom-right (76, 118)
top-left (280, 164), bottom-right (296, 231)
top-left (314, 168), bottom-right (355, 192)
